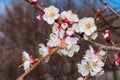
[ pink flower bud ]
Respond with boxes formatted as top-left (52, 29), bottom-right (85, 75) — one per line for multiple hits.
top-left (47, 45), bottom-right (50, 53)
top-left (105, 37), bottom-right (111, 41)
top-left (118, 52), bottom-right (120, 57)
top-left (36, 14), bottom-right (43, 20)
top-left (63, 18), bottom-right (69, 23)
top-left (57, 25), bottom-right (61, 31)
top-left (31, 0), bottom-right (38, 5)
top-left (94, 50), bottom-right (97, 54)
top-left (105, 29), bottom-right (110, 34)
top-left (104, 29), bottom-right (111, 41)
top-left (115, 59), bottom-right (120, 65)
top-left (69, 34), bottom-right (75, 38)
top-left (69, 21), bottom-right (75, 25)
top-left (30, 56), bottom-right (35, 64)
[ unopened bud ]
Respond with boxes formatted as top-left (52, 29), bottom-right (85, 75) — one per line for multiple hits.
top-left (118, 52), bottom-right (120, 57)
top-left (36, 14), bottom-right (43, 20)
top-left (105, 29), bottom-right (110, 34)
top-left (63, 18), bottom-right (69, 23)
top-left (115, 59), bottom-right (120, 65)
top-left (103, 29), bottom-right (111, 41)
top-left (31, 0), bottom-right (38, 5)
top-left (30, 56), bottom-right (35, 64)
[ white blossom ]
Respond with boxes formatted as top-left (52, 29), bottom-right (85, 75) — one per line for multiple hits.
top-left (77, 60), bottom-right (90, 76)
top-left (89, 58), bottom-right (104, 73)
top-left (43, 5), bottom-right (59, 24)
top-left (47, 33), bottom-right (61, 47)
top-left (61, 10), bottom-right (79, 22)
top-left (58, 44), bottom-right (80, 57)
top-left (65, 36), bottom-right (78, 46)
top-left (58, 36), bottom-right (80, 57)
top-left (83, 46), bottom-right (94, 61)
top-left (39, 44), bottom-right (49, 57)
top-left (77, 46), bottom-right (105, 77)
top-left (78, 17), bottom-right (97, 36)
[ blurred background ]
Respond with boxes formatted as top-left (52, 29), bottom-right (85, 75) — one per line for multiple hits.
top-left (0, 0), bottom-right (120, 80)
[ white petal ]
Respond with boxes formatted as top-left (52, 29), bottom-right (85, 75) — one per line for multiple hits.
top-left (98, 60), bottom-right (104, 67)
top-left (99, 50), bottom-right (106, 56)
top-left (59, 29), bottom-right (65, 39)
top-left (77, 60), bottom-right (89, 76)
top-left (89, 46), bottom-right (94, 54)
top-left (59, 49), bottom-right (68, 55)
top-left (90, 32), bottom-right (98, 40)
top-left (23, 51), bottom-right (30, 60)
top-left (66, 28), bottom-right (74, 36)
top-left (72, 23), bottom-right (81, 33)
top-left (90, 69), bottom-right (97, 76)
top-left (46, 18), bottom-right (55, 24)
top-left (99, 70), bottom-right (104, 75)
top-left (81, 60), bottom-right (87, 65)
top-left (72, 45), bottom-right (80, 52)
top-left (83, 34), bottom-right (88, 40)
top-left (24, 61), bottom-right (30, 71)
top-left (67, 50), bottom-right (74, 57)
top-left (39, 44), bottom-right (49, 57)
top-left (61, 23), bottom-right (68, 29)
top-left (43, 5), bottom-right (59, 24)
top-left (61, 11), bottom-right (67, 19)
top-left (77, 77), bottom-right (83, 80)
top-left (81, 69), bottom-right (89, 76)
top-left (44, 58), bottom-right (50, 63)
top-left (85, 30), bottom-right (93, 36)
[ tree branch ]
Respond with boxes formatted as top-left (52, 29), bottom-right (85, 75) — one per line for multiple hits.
top-left (25, 0), bottom-right (45, 13)
top-left (17, 47), bottom-right (59, 80)
top-left (19, 1), bottom-right (120, 80)
top-left (100, 0), bottom-right (120, 18)
top-left (86, 40), bottom-right (120, 51)
top-left (94, 6), bottom-right (107, 21)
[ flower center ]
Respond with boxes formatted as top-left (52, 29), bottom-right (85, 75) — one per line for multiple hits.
top-left (86, 23), bottom-right (91, 29)
top-left (85, 64), bottom-right (90, 70)
top-left (92, 62), bottom-right (98, 68)
top-left (49, 11), bottom-right (55, 18)
top-left (60, 41), bottom-right (67, 48)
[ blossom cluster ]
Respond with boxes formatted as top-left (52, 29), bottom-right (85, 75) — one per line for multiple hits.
top-left (37, 5), bottom-right (98, 40)
top-left (77, 46), bottom-right (106, 80)
top-left (20, 5), bottom-right (99, 72)
top-left (38, 5), bottom-right (98, 59)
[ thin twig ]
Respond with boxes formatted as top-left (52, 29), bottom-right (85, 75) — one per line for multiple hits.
top-left (25, 0), bottom-right (45, 13)
top-left (100, 0), bottom-right (120, 18)
top-left (86, 40), bottom-right (120, 51)
top-left (84, 75), bottom-right (89, 80)
top-left (17, 47), bottom-right (59, 80)
top-left (94, 6), bottom-right (107, 21)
